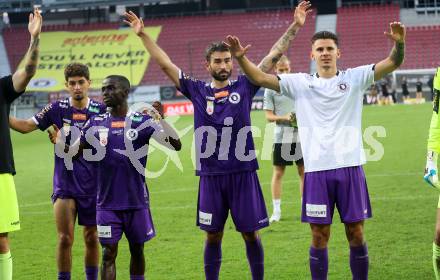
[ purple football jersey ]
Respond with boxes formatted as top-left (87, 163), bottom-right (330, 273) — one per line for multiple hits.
top-left (178, 71), bottom-right (260, 176)
top-left (32, 98), bottom-right (106, 198)
top-left (81, 112), bottom-right (160, 210)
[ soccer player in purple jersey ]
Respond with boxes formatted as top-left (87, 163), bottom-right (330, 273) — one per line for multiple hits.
top-left (226, 22), bottom-right (405, 279)
top-left (124, 2), bottom-right (311, 279)
top-left (55, 75), bottom-right (181, 280)
top-left (0, 8), bottom-right (41, 280)
top-left (9, 63), bottom-right (105, 280)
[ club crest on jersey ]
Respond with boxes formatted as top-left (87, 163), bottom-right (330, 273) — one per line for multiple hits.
top-left (337, 82), bottom-right (349, 93)
top-left (229, 92), bottom-right (241, 104)
top-left (126, 129), bottom-right (139, 141)
top-left (98, 128), bottom-right (109, 146)
top-left (206, 100), bottom-right (214, 115)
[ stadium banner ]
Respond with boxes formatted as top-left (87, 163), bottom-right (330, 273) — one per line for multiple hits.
top-left (163, 101), bottom-right (194, 116)
top-left (160, 86), bottom-right (187, 101)
top-left (128, 85), bottom-right (161, 104)
top-left (19, 27), bottom-right (162, 92)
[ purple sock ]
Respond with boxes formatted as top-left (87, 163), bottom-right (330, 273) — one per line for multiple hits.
top-left (245, 239), bottom-right (264, 280)
top-left (130, 275), bottom-right (144, 280)
top-left (85, 266), bottom-right (98, 280)
top-left (204, 241), bottom-right (222, 280)
top-left (350, 244), bottom-right (369, 280)
top-left (57, 272), bottom-right (71, 280)
top-left (309, 247), bottom-right (328, 280)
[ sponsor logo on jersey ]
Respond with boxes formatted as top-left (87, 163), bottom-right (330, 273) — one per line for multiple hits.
top-left (111, 121), bottom-right (125, 128)
top-left (130, 115), bottom-right (143, 122)
top-left (306, 204), bottom-right (327, 218)
top-left (199, 211), bottom-right (212, 225)
top-left (229, 92), bottom-right (241, 104)
top-left (215, 90), bottom-right (229, 99)
top-left (89, 106), bottom-right (100, 113)
top-left (72, 113), bottom-right (87, 120)
top-left (97, 225), bottom-right (112, 238)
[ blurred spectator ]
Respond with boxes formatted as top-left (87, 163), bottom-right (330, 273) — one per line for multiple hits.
top-left (416, 78), bottom-right (423, 102)
top-left (401, 76), bottom-right (410, 102)
top-left (380, 79), bottom-right (392, 105)
top-left (366, 84), bottom-right (378, 105)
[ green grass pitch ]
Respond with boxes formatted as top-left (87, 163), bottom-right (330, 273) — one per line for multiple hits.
top-left (9, 103), bottom-right (438, 279)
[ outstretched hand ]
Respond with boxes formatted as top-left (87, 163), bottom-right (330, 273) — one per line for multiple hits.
top-left (293, 1), bottom-right (312, 27)
top-left (28, 7), bottom-right (42, 38)
top-left (224, 35), bottom-right (251, 59)
top-left (384, 21), bottom-right (406, 43)
top-left (124, 11), bottom-right (145, 36)
top-left (47, 124), bottom-right (59, 145)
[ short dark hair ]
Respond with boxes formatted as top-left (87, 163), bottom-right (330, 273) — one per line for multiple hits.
top-left (205, 41), bottom-right (230, 62)
top-left (311, 31), bottom-right (339, 46)
top-left (64, 63), bottom-right (90, 81)
top-left (105, 75), bottom-right (130, 90)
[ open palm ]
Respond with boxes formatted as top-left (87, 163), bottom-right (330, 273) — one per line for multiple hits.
top-left (224, 35), bottom-right (251, 58)
top-left (28, 8), bottom-right (42, 38)
top-left (294, 1), bottom-right (312, 27)
top-left (385, 22), bottom-right (406, 43)
top-left (124, 11), bottom-right (144, 35)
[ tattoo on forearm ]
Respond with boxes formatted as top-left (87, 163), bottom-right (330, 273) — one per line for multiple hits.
top-left (271, 53), bottom-right (282, 65)
top-left (25, 37), bottom-right (39, 75)
top-left (258, 25), bottom-right (299, 72)
top-left (273, 28), bottom-right (298, 53)
top-left (390, 42), bottom-right (404, 67)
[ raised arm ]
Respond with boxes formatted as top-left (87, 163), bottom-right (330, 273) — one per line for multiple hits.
top-left (12, 8), bottom-right (42, 93)
top-left (374, 22), bottom-right (406, 81)
top-left (124, 11), bottom-right (180, 87)
top-left (258, 1), bottom-right (312, 73)
top-left (225, 36), bottom-right (280, 91)
top-left (9, 116), bottom-right (38, 134)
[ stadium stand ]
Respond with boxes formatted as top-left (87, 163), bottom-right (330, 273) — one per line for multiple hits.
top-left (141, 9), bottom-right (316, 85)
top-left (2, 9), bottom-right (316, 86)
top-left (336, 4), bottom-right (401, 69)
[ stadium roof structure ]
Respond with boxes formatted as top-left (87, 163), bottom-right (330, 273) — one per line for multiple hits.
top-left (1, 0), bottom-right (198, 12)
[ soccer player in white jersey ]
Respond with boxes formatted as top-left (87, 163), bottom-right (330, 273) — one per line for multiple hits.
top-left (225, 22), bottom-right (405, 279)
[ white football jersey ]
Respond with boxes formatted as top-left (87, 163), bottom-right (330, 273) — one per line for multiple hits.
top-left (278, 64), bottom-right (375, 172)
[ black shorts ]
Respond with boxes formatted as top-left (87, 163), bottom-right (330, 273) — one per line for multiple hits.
top-left (273, 143), bottom-right (303, 166)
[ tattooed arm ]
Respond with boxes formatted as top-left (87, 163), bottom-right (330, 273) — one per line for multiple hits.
top-left (12, 8), bottom-right (42, 92)
top-left (257, 1), bottom-right (312, 73)
top-left (374, 22), bottom-right (406, 81)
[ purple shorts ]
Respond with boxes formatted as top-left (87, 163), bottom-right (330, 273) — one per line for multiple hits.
top-left (197, 171), bottom-right (269, 232)
top-left (96, 208), bottom-right (155, 244)
top-left (301, 166), bottom-right (372, 224)
top-left (52, 194), bottom-right (96, 226)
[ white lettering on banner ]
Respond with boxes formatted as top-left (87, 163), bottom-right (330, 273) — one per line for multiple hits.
top-left (164, 102), bottom-right (194, 116)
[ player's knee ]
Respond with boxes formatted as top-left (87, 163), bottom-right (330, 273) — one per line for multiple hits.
top-left (311, 230), bottom-right (330, 248)
top-left (128, 243), bottom-right (144, 259)
top-left (274, 167), bottom-right (285, 179)
top-left (345, 225), bottom-right (364, 246)
top-left (102, 246), bottom-right (117, 263)
top-left (241, 232), bottom-right (258, 242)
top-left (206, 231), bottom-right (223, 243)
top-left (84, 230), bottom-right (98, 248)
top-left (58, 233), bottom-right (74, 248)
top-left (0, 235), bottom-right (9, 253)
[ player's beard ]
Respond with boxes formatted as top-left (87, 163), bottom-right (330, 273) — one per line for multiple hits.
top-left (73, 93), bottom-right (84, 101)
top-left (211, 70), bottom-right (231, 82)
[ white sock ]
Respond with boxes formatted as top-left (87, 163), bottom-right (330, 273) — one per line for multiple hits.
top-left (273, 199), bottom-right (281, 213)
top-left (427, 150), bottom-right (438, 171)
